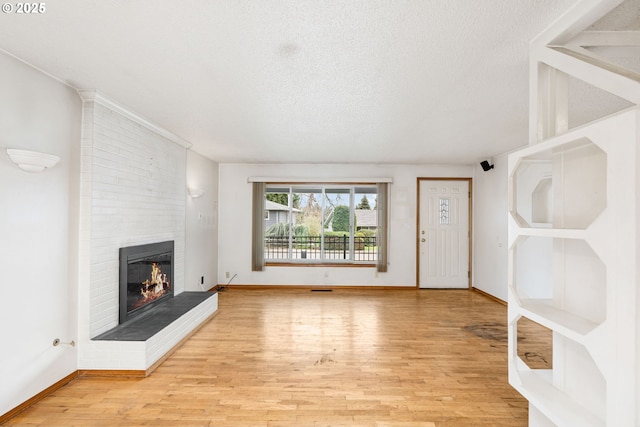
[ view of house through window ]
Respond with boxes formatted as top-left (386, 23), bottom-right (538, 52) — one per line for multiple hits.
top-left (264, 184), bottom-right (378, 263)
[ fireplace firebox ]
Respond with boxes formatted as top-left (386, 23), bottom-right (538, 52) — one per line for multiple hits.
top-left (119, 241), bottom-right (174, 324)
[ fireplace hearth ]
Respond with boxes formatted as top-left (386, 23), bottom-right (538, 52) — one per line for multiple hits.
top-left (119, 241), bottom-right (174, 325)
top-left (93, 291), bottom-right (216, 341)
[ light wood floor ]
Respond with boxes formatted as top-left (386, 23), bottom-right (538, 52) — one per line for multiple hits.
top-left (5, 288), bottom-right (551, 427)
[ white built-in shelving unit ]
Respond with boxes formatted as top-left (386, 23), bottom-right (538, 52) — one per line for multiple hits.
top-left (507, 107), bottom-right (639, 427)
top-left (508, 0), bottom-right (640, 424)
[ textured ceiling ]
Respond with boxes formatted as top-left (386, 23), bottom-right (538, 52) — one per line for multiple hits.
top-left (0, 0), bottom-right (609, 164)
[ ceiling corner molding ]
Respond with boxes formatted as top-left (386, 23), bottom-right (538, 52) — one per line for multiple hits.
top-left (78, 90), bottom-right (192, 149)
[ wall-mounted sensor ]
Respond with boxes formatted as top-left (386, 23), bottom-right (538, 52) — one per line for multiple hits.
top-left (480, 160), bottom-right (494, 171)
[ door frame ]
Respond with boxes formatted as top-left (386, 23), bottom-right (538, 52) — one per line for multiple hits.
top-left (415, 177), bottom-right (473, 289)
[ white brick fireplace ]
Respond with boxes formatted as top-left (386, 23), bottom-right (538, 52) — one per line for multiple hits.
top-left (76, 91), bottom-right (217, 371)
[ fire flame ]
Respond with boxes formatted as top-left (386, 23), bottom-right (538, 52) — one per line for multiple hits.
top-left (132, 262), bottom-right (170, 309)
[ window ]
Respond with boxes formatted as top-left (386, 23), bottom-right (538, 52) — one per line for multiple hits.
top-left (252, 182), bottom-right (388, 271)
top-left (439, 198), bottom-right (450, 225)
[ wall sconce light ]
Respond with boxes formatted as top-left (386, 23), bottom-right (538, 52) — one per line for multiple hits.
top-left (6, 149), bottom-right (60, 172)
top-left (188, 187), bottom-right (205, 198)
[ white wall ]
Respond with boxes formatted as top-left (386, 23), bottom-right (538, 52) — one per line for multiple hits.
top-left (0, 52), bottom-right (81, 415)
top-left (218, 163), bottom-right (473, 287)
top-left (185, 150), bottom-right (219, 291)
top-left (472, 153), bottom-right (509, 301)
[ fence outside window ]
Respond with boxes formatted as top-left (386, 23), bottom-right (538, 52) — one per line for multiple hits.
top-left (265, 235), bottom-right (377, 262)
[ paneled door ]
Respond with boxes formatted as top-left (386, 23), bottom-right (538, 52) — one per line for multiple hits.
top-left (418, 179), bottom-right (470, 288)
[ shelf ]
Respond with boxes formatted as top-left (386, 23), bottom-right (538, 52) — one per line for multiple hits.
top-left (514, 369), bottom-right (604, 427)
top-left (517, 299), bottom-right (599, 342)
top-left (511, 237), bottom-right (607, 325)
top-left (511, 133), bottom-right (595, 159)
top-left (512, 227), bottom-right (586, 240)
top-left (508, 136), bottom-right (607, 231)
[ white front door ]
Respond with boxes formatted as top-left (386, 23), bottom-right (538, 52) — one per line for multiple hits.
top-left (418, 179), bottom-right (470, 288)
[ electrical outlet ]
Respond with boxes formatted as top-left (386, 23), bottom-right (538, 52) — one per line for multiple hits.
top-left (225, 272), bottom-right (230, 279)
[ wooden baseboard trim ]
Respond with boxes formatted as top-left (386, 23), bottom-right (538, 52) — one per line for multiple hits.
top-left (221, 284), bottom-right (416, 291)
top-left (78, 369), bottom-right (146, 378)
top-left (0, 371), bottom-right (78, 424)
top-left (472, 287), bottom-right (507, 306)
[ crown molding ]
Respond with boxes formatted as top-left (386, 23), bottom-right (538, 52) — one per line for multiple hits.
top-left (78, 90), bottom-right (192, 149)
